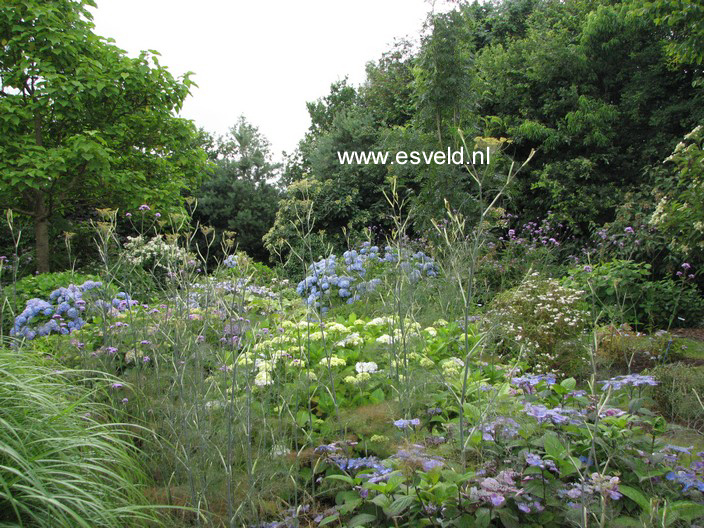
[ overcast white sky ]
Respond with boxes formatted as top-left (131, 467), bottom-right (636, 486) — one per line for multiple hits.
top-left (90, 1), bottom-right (448, 161)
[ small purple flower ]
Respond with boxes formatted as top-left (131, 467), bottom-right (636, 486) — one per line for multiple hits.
top-left (525, 453), bottom-right (543, 467)
top-left (143, 356), bottom-right (151, 363)
top-left (624, 226), bottom-right (634, 234)
top-left (393, 418), bottom-right (420, 430)
top-left (154, 212), bottom-right (161, 218)
top-left (666, 470), bottom-right (704, 492)
top-left (125, 212), bottom-right (132, 218)
top-left (682, 262), bottom-right (691, 270)
top-left (511, 374), bottom-right (556, 395)
top-left (121, 398), bottom-right (129, 404)
top-left (663, 444), bottom-right (693, 455)
top-left (601, 408), bottom-right (626, 418)
top-left (584, 265), bottom-right (593, 272)
top-left (138, 204), bottom-right (150, 211)
top-left (314, 444), bottom-right (338, 454)
top-left (111, 382), bottom-right (124, 389)
top-left (489, 493), bottom-right (505, 507)
top-left (393, 445), bottom-right (444, 471)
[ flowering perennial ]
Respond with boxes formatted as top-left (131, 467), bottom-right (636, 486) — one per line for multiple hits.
top-left (296, 243), bottom-right (437, 308)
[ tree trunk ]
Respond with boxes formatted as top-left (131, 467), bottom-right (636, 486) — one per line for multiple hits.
top-left (32, 108), bottom-right (50, 273)
top-left (34, 192), bottom-right (50, 273)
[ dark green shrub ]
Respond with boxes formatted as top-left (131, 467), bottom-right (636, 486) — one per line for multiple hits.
top-left (565, 259), bottom-right (704, 329)
top-left (650, 363), bottom-right (704, 430)
top-left (595, 325), bottom-right (672, 373)
top-left (641, 278), bottom-right (704, 328)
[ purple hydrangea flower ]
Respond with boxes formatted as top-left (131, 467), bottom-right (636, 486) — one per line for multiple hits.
top-left (599, 374), bottom-right (658, 391)
top-left (523, 402), bottom-right (583, 425)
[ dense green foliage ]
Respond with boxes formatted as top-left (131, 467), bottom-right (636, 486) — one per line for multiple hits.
top-left (268, 0), bottom-right (703, 263)
top-left (194, 117), bottom-right (282, 262)
top-left (0, 0), bottom-right (207, 272)
top-left (0, 0), bottom-right (703, 526)
top-left (651, 126), bottom-right (704, 269)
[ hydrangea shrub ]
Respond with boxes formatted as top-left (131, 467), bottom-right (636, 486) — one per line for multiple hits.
top-left (296, 242), bottom-right (437, 308)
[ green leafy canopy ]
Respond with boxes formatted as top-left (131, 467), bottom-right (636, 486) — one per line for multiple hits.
top-left (0, 0), bottom-right (207, 270)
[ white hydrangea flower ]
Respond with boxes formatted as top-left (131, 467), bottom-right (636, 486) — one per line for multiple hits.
top-left (270, 335), bottom-right (293, 345)
top-left (254, 370), bottom-right (273, 387)
top-left (376, 334), bottom-right (393, 345)
top-left (354, 372), bottom-right (371, 383)
top-left (271, 350), bottom-right (292, 362)
top-left (307, 331), bottom-right (324, 341)
top-left (336, 332), bottom-right (364, 348)
top-left (420, 357), bottom-right (435, 368)
top-left (325, 322), bottom-right (349, 334)
top-left (365, 316), bottom-right (393, 328)
top-left (441, 357), bottom-right (464, 376)
top-left (355, 361), bottom-right (378, 374)
top-left (255, 359), bottom-right (274, 372)
top-left (237, 352), bottom-right (257, 366)
top-left (405, 321), bottom-right (422, 331)
top-left (320, 356), bottom-right (347, 368)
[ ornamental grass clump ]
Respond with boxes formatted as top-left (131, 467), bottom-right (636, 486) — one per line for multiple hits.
top-left (0, 347), bottom-right (160, 527)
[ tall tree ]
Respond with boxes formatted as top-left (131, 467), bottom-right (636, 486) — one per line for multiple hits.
top-left (0, 0), bottom-right (206, 272)
top-left (631, 0), bottom-right (704, 67)
top-left (195, 118), bottom-right (281, 261)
